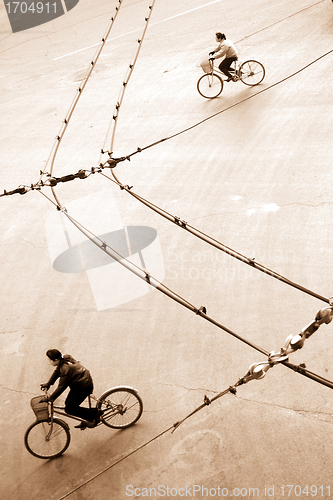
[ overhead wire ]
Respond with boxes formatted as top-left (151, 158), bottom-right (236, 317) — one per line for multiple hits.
top-left (1, 0), bottom-right (331, 360)
top-left (0, 0), bottom-right (331, 361)
top-left (111, 48), bottom-right (333, 162)
top-left (99, 1), bottom-right (156, 163)
top-left (1, 10), bottom-right (331, 313)
top-left (6, 40), bottom-right (328, 200)
top-left (56, 424), bottom-right (175, 500)
top-left (45, 200), bottom-right (270, 356)
top-left (42, 0), bottom-right (124, 186)
top-left (36, 1), bottom-right (274, 360)
top-left (40, 0), bottom-right (333, 390)
top-left (100, 171), bottom-right (331, 304)
top-left (38, 172), bottom-right (333, 390)
top-left (1, 5), bottom-right (333, 494)
top-left (13, 0), bottom-right (331, 496)
top-left (55, 302), bottom-right (333, 500)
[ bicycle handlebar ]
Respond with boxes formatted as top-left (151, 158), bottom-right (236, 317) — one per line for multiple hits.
top-left (40, 387), bottom-right (53, 405)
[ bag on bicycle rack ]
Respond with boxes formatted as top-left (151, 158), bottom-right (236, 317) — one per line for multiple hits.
top-left (30, 396), bottom-right (49, 421)
top-left (200, 59), bottom-right (211, 73)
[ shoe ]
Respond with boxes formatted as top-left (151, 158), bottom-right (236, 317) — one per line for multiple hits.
top-left (85, 420), bottom-right (96, 428)
top-left (226, 77), bottom-right (232, 82)
top-left (75, 422), bottom-right (87, 430)
top-left (75, 420), bottom-right (95, 429)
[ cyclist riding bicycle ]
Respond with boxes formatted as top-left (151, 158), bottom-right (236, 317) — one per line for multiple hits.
top-left (40, 349), bottom-right (103, 429)
top-left (209, 32), bottom-right (238, 82)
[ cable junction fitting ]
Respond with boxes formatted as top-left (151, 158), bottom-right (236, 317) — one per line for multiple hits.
top-left (172, 305), bottom-right (333, 432)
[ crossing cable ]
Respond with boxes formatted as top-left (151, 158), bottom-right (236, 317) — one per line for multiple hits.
top-left (0, 1), bottom-right (331, 321)
top-left (49, 1), bottom-right (156, 213)
top-left (36, 190), bottom-right (270, 357)
top-left (36, 185), bottom-right (333, 395)
top-left (28, 0), bottom-right (266, 361)
top-left (55, 300), bottom-right (333, 500)
top-left (99, 0), bottom-right (156, 163)
top-left (56, 424), bottom-right (176, 500)
top-left (39, 0), bottom-right (124, 185)
top-left (96, 0), bottom-right (327, 167)
top-left (100, 170), bottom-right (331, 305)
top-left (173, 303), bottom-right (333, 431)
top-left (107, 48), bottom-right (333, 162)
top-left (2, 38), bottom-right (332, 199)
top-left (1, 48), bottom-right (332, 308)
top-left (3, 30), bottom-right (331, 197)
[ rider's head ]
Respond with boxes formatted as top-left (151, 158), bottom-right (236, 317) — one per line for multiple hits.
top-left (46, 349), bottom-right (62, 366)
top-left (215, 32), bottom-right (226, 41)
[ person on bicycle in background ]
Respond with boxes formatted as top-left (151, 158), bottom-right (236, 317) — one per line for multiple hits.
top-left (209, 32), bottom-right (238, 81)
top-left (40, 349), bottom-right (102, 429)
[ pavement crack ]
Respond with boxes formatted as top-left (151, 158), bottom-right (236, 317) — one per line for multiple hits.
top-left (158, 381), bottom-right (219, 393)
top-left (236, 395), bottom-right (333, 420)
top-left (0, 384), bottom-right (35, 396)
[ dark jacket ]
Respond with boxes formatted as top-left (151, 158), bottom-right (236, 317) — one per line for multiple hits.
top-left (47, 354), bottom-right (93, 401)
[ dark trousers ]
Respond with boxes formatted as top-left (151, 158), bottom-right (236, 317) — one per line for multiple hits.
top-left (65, 383), bottom-right (98, 422)
top-left (219, 57), bottom-right (238, 78)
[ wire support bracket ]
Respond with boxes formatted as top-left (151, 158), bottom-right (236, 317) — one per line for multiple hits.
top-left (174, 216), bottom-right (187, 228)
top-left (171, 305), bottom-right (333, 432)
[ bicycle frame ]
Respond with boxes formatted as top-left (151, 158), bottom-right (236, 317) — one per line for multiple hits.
top-left (197, 57), bottom-right (265, 99)
top-left (45, 385), bottom-right (140, 427)
top-left (209, 59), bottom-right (240, 79)
top-left (25, 385), bottom-right (143, 459)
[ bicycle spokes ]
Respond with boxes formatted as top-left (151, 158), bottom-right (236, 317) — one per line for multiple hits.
top-left (24, 419), bottom-right (71, 459)
top-left (239, 60), bottom-right (265, 86)
top-left (99, 388), bottom-right (143, 428)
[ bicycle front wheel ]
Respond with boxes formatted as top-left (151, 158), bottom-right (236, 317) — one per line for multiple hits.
top-left (239, 60), bottom-right (265, 86)
top-left (24, 418), bottom-right (70, 459)
top-left (98, 387), bottom-right (143, 429)
top-left (197, 73), bottom-right (223, 99)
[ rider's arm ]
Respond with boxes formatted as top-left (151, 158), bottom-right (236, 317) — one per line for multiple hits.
top-left (48, 373), bottom-right (70, 402)
top-left (212, 45), bottom-right (227, 60)
top-left (44, 367), bottom-right (60, 389)
top-left (210, 44), bottom-right (220, 54)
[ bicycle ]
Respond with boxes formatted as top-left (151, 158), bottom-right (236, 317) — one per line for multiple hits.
top-left (197, 58), bottom-right (265, 99)
top-left (24, 385), bottom-right (143, 459)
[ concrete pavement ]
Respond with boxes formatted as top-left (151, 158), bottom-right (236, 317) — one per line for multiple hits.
top-left (1, 0), bottom-right (333, 499)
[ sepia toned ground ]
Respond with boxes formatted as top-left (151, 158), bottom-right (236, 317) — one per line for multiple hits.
top-left (1, 0), bottom-right (333, 499)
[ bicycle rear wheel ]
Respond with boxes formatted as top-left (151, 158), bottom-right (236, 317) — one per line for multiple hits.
top-left (97, 387), bottom-right (143, 429)
top-left (197, 73), bottom-right (223, 98)
top-left (239, 60), bottom-right (265, 86)
top-left (24, 418), bottom-right (70, 459)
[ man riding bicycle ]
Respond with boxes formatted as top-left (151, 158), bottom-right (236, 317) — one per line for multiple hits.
top-left (40, 349), bottom-right (103, 429)
top-left (209, 32), bottom-right (238, 81)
